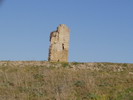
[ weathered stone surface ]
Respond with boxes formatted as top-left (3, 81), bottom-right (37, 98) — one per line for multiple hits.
top-left (48, 24), bottom-right (70, 62)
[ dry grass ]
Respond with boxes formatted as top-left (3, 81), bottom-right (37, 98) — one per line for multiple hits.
top-left (0, 61), bottom-right (133, 100)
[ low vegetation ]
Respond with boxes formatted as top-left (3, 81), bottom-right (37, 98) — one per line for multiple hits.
top-left (0, 61), bottom-right (133, 100)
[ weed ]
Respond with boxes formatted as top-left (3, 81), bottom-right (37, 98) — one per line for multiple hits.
top-left (74, 80), bottom-right (85, 87)
top-left (0, 61), bottom-right (133, 100)
top-left (61, 62), bottom-right (69, 68)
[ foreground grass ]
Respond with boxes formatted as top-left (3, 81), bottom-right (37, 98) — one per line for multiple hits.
top-left (0, 61), bottom-right (133, 100)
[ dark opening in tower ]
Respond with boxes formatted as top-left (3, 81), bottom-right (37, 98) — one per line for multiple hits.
top-left (62, 43), bottom-right (65, 50)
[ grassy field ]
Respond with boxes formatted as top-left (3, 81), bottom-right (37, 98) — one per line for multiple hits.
top-left (0, 61), bottom-right (133, 100)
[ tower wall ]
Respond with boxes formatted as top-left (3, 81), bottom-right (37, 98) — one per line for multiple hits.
top-left (48, 24), bottom-right (70, 62)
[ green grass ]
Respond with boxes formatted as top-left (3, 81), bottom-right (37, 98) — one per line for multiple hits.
top-left (0, 61), bottom-right (133, 100)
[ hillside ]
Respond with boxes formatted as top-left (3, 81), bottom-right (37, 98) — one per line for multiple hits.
top-left (0, 61), bottom-right (133, 100)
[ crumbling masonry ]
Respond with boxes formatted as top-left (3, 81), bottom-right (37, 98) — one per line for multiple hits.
top-left (48, 24), bottom-right (70, 62)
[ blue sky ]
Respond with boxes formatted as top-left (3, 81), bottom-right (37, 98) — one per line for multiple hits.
top-left (0, 0), bottom-right (133, 63)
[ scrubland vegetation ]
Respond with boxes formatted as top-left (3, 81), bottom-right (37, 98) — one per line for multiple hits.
top-left (0, 61), bottom-right (133, 100)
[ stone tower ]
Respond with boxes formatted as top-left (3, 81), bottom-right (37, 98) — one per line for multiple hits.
top-left (48, 24), bottom-right (70, 62)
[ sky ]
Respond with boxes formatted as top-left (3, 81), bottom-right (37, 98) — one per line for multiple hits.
top-left (0, 0), bottom-right (133, 63)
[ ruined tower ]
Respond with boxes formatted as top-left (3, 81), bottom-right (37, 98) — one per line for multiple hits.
top-left (48, 24), bottom-right (70, 62)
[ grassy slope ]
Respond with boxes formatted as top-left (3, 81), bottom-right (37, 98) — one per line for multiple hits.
top-left (0, 61), bottom-right (133, 100)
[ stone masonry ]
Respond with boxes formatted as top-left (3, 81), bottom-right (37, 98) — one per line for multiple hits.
top-left (48, 24), bottom-right (70, 62)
